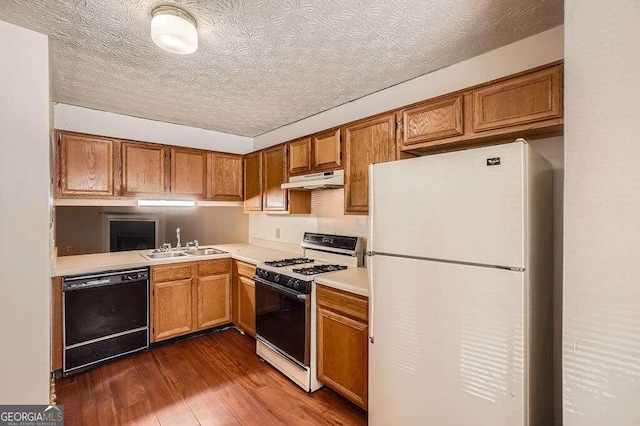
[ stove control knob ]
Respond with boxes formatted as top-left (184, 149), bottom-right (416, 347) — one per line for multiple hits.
top-left (274, 274), bottom-right (281, 283)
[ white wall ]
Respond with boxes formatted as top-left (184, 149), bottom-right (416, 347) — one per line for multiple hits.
top-left (0, 20), bottom-right (51, 403)
top-left (563, 2), bottom-right (640, 425)
top-left (249, 189), bottom-right (368, 246)
top-left (54, 103), bottom-right (253, 154)
top-left (529, 137), bottom-right (564, 426)
top-left (254, 25), bottom-right (564, 149)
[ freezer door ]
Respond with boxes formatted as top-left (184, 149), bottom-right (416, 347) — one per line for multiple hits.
top-left (369, 141), bottom-right (526, 269)
top-left (369, 255), bottom-right (526, 426)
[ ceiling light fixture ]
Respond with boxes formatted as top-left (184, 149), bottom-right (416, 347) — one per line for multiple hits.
top-left (151, 5), bottom-right (198, 54)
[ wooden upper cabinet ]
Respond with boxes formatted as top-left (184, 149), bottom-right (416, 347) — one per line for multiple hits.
top-left (343, 114), bottom-right (396, 215)
top-left (472, 65), bottom-right (563, 132)
top-left (262, 145), bottom-right (288, 212)
top-left (313, 129), bottom-right (341, 172)
top-left (58, 132), bottom-right (117, 197)
top-left (288, 130), bottom-right (341, 176)
top-left (170, 148), bottom-right (207, 198)
top-left (121, 142), bottom-right (167, 197)
top-left (288, 137), bottom-right (312, 176)
top-left (244, 151), bottom-right (262, 212)
top-left (403, 95), bottom-right (464, 145)
top-left (208, 152), bottom-right (243, 201)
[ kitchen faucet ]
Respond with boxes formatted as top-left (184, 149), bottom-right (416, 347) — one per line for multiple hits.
top-left (176, 227), bottom-right (181, 248)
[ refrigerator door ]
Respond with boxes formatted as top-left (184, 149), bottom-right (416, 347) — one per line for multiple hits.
top-left (369, 255), bottom-right (526, 426)
top-left (369, 141), bottom-right (526, 269)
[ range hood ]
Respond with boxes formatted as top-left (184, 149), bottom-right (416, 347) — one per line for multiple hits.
top-left (281, 170), bottom-right (344, 191)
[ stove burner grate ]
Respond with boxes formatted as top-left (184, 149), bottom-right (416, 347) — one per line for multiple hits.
top-left (292, 264), bottom-right (348, 276)
top-left (263, 258), bottom-right (314, 267)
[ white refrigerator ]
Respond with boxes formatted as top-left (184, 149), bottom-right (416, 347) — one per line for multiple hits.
top-left (368, 140), bottom-right (553, 426)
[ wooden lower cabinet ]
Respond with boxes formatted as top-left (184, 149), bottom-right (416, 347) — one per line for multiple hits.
top-left (153, 278), bottom-right (195, 341)
top-left (237, 276), bottom-right (256, 336)
top-left (233, 260), bottom-right (257, 337)
top-left (316, 285), bottom-right (369, 410)
top-left (197, 274), bottom-right (231, 329)
top-left (151, 259), bottom-right (231, 343)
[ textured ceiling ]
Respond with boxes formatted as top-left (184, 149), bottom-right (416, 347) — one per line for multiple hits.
top-left (0, 0), bottom-right (563, 137)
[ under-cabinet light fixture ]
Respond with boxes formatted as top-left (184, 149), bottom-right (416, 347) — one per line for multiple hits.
top-left (137, 199), bottom-right (196, 207)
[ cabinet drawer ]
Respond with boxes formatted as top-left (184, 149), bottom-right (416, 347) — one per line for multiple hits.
top-left (236, 261), bottom-right (256, 278)
top-left (152, 263), bottom-right (193, 283)
top-left (317, 285), bottom-right (368, 322)
top-left (198, 258), bottom-right (230, 276)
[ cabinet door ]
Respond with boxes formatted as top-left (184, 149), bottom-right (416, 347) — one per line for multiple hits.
top-left (343, 114), bottom-right (396, 214)
top-left (121, 142), bottom-right (167, 196)
top-left (153, 278), bottom-right (194, 342)
top-left (208, 153), bottom-right (243, 201)
top-left (244, 152), bottom-right (262, 212)
top-left (197, 274), bottom-right (231, 330)
top-left (237, 276), bottom-right (256, 336)
top-left (170, 148), bottom-right (207, 197)
top-left (313, 129), bottom-right (341, 172)
top-left (317, 306), bottom-right (368, 409)
top-left (262, 145), bottom-right (288, 212)
top-left (288, 137), bottom-right (312, 176)
top-left (472, 65), bottom-right (563, 132)
top-left (403, 95), bottom-right (464, 146)
top-left (58, 133), bottom-right (116, 197)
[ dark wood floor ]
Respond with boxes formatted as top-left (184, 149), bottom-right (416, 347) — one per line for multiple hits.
top-left (56, 329), bottom-right (367, 425)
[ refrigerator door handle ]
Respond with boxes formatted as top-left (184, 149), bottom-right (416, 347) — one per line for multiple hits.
top-left (368, 163), bottom-right (375, 344)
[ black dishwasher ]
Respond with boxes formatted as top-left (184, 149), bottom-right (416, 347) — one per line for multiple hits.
top-left (63, 268), bottom-right (149, 375)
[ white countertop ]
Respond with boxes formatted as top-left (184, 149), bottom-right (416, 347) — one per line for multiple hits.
top-left (315, 267), bottom-right (370, 297)
top-left (54, 243), bottom-right (369, 297)
top-left (53, 243), bottom-right (301, 277)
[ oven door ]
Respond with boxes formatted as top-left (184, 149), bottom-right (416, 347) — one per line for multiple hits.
top-left (254, 277), bottom-right (311, 367)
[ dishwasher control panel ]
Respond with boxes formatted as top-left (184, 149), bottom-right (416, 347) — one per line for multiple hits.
top-left (63, 268), bottom-right (149, 291)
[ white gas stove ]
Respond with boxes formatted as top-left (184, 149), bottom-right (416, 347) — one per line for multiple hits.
top-left (253, 233), bottom-right (364, 392)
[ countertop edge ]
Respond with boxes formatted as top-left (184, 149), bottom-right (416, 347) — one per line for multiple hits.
top-left (315, 271), bottom-right (370, 298)
top-left (52, 244), bottom-right (302, 277)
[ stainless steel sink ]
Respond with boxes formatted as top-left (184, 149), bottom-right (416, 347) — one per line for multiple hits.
top-left (184, 248), bottom-right (227, 257)
top-left (144, 252), bottom-right (189, 260)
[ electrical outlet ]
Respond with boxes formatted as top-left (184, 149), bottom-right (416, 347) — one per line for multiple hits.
top-left (66, 246), bottom-right (73, 254)
top-left (275, 228), bottom-right (281, 239)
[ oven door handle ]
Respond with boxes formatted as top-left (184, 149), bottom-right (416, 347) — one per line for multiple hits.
top-left (253, 276), bottom-right (309, 300)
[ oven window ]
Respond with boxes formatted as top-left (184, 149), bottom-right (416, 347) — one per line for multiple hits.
top-left (256, 283), bottom-right (309, 366)
top-left (64, 280), bottom-right (147, 346)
